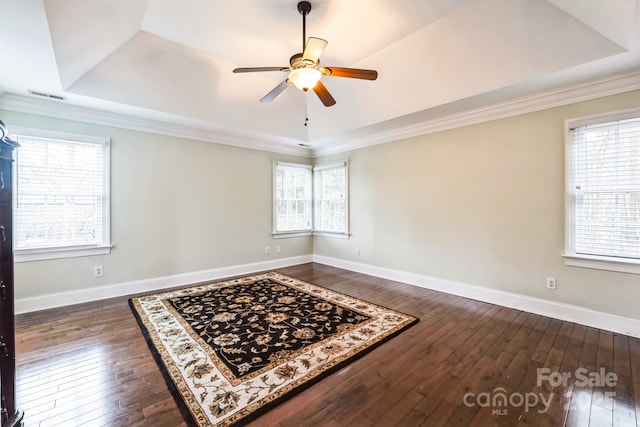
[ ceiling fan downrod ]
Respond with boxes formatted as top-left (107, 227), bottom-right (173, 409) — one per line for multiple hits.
top-left (298, 1), bottom-right (312, 52)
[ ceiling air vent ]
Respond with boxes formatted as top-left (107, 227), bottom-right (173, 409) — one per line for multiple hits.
top-left (28, 89), bottom-right (66, 101)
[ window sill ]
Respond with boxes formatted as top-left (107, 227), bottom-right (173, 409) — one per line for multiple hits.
top-left (15, 245), bottom-right (113, 263)
top-left (313, 231), bottom-right (350, 239)
top-left (272, 231), bottom-right (350, 239)
top-left (563, 254), bottom-right (640, 275)
top-left (272, 231), bottom-right (312, 239)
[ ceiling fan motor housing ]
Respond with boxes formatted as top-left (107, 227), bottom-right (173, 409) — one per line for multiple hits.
top-left (289, 53), bottom-right (317, 69)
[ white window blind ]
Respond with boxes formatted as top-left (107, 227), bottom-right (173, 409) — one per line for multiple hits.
top-left (273, 163), bottom-right (312, 233)
top-left (314, 162), bottom-right (348, 234)
top-left (12, 130), bottom-right (110, 257)
top-left (569, 115), bottom-right (640, 261)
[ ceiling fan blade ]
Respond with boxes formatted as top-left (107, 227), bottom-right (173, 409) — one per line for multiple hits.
top-left (260, 79), bottom-right (291, 103)
top-left (313, 81), bottom-right (336, 107)
top-left (321, 67), bottom-right (378, 80)
top-left (233, 67), bottom-right (289, 73)
top-left (302, 37), bottom-right (328, 63)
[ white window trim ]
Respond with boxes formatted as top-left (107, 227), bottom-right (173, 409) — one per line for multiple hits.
top-left (312, 231), bottom-right (350, 239)
top-left (273, 231), bottom-right (312, 239)
top-left (272, 161), bottom-right (313, 236)
top-left (272, 160), bottom-right (350, 239)
top-left (15, 244), bottom-right (113, 263)
top-left (563, 254), bottom-right (640, 275)
top-left (313, 161), bottom-right (349, 237)
top-left (563, 107), bottom-right (640, 274)
top-left (10, 127), bottom-right (112, 262)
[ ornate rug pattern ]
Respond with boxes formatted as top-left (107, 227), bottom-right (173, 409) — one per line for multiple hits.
top-left (129, 272), bottom-right (418, 426)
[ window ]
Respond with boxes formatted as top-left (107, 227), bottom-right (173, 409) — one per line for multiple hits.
top-left (11, 128), bottom-right (111, 261)
top-left (273, 160), bottom-right (348, 238)
top-left (314, 161), bottom-right (348, 235)
top-left (273, 162), bottom-right (312, 235)
top-left (564, 108), bottom-right (640, 274)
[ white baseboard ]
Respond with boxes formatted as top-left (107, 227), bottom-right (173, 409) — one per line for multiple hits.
top-left (15, 255), bottom-right (313, 314)
top-left (16, 253), bottom-right (640, 338)
top-left (313, 255), bottom-right (640, 338)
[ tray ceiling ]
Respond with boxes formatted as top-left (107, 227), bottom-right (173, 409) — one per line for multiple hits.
top-left (0, 0), bottom-right (638, 155)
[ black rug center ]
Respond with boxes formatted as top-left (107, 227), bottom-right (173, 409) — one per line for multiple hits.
top-left (169, 278), bottom-right (370, 378)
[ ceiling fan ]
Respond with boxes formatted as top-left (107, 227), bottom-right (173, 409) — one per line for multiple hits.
top-left (233, 1), bottom-right (378, 107)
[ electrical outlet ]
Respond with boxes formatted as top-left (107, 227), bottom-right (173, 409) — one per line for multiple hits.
top-left (265, 246), bottom-right (271, 255)
top-left (276, 245), bottom-right (281, 254)
top-left (546, 277), bottom-right (557, 290)
top-left (355, 248), bottom-right (361, 256)
top-left (94, 266), bottom-right (104, 278)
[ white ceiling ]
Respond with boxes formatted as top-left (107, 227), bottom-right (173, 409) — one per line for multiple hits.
top-left (0, 0), bottom-right (639, 156)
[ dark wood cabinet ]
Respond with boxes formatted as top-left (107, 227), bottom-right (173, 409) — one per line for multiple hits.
top-left (0, 120), bottom-right (22, 427)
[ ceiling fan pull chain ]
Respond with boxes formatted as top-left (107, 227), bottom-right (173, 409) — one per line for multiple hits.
top-left (304, 94), bottom-right (309, 127)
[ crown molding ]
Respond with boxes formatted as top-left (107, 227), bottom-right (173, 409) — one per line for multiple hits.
top-left (0, 93), bottom-right (313, 158)
top-left (2, 69), bottom-right (639, 160)
top-left (311, 70), bottom-right (640, 157)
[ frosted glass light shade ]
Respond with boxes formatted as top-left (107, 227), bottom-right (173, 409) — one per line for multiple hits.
top-left (289, 68), bottom-right (321, 91)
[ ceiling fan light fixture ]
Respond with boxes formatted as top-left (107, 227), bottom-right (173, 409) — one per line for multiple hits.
top-left (289, 67), bottom-right (321, 91)
top-left (232, 1), bottom-right (377, 106)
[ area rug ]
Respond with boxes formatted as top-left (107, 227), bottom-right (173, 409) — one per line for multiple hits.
top-left (129, 271), bottom-right (418, 426)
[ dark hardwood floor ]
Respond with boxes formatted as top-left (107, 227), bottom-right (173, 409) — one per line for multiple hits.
top-left (14, 263), bottom-right (640, 426)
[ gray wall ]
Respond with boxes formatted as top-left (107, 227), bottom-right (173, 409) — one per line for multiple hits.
top-left (0, 110), bottom-right (312, 300)
top-left (4, 89), bottom-right (640, 322)
top-left (315, 90), bottom-right (640, 320)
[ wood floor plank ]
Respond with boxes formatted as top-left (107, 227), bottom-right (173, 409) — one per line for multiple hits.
top-left (12, 263), bottom-right (640, 427)
top-left (565, 327), bottom-right (601, 427)
top-left (629, 338), bottom-right (640, 427)
top-left (613, 334), bottom-right (638, 427)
